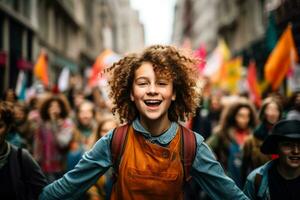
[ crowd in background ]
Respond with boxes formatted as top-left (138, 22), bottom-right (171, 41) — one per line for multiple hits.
top-left (1, 71), bottom-right (300, 199)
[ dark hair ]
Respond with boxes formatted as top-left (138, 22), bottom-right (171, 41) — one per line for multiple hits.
top-left (0, 101), bottom-right (14, 127)
top-left (108, 45), bottom-right (202, 123)
top-left (39, 95), bottom-right (71, 121)
top-left (217, 98), bottom-right (258, 136)
top-left (2, 88), bottom-right (17, 102)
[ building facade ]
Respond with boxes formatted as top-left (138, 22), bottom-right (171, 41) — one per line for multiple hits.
top-left (0, 0), bottom-right (145, 94)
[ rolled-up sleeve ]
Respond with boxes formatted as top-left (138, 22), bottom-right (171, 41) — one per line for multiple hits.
top-left (39, 130), bottom-right (114, 200)
top-left (191, 134), bottom-right (249, 200)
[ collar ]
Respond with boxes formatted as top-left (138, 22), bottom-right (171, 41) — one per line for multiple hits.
top-left (132, 118), bottom-right (178, 145)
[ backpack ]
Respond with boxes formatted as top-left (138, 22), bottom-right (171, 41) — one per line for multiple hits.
top-left (110, 123), bottom-right (198, 198)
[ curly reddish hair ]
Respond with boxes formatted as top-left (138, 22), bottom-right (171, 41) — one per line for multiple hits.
top-left (108, 45), bottom-right (202, 123)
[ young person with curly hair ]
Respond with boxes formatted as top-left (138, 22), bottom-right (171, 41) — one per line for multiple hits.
top-left (40, 45), bottom-right (249, 200)
top-left (34, 94), bottom-right (74, 183)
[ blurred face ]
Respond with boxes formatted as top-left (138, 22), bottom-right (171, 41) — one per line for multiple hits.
top-left (99, 120), bottom-right (117, 137)
top-left (78, 103), bottom-right (94, 126)
top-left (73, 93), bottom-right (85, 108)
top-left (235, 107), bottom-right (250, 130)
top-left (14, 107), bottom-right (26, 124)
top-left (210, 96), bottom-right (222, 111)
top-left (48, 101), bottom-right (61, 120)
top-left (130, 62), bottom-right (176, 124)
top-left (278, 140), bottom-right (300, 169)
top-left (264, 102), bottom-right (280, 125)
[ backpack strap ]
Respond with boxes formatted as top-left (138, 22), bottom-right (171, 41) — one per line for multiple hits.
top-left (180, 125), bottom-right (197, 182)
top-left (17, 147), bottom-right (28, 198)
top-left (110, 124), bottom-right (129, 174)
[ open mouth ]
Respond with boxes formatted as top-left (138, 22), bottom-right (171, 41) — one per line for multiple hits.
top-left (289, 156), bottom-right (300, 161)
top-left (144, 100), bottom-right (162, 107)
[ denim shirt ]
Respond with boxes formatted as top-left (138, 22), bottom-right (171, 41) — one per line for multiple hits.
top-left (243, 161), bottom-right (273, 200)
top-left (40, 119), bottom-right (249, 200)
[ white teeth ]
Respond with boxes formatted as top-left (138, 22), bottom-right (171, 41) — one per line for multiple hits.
top-left (144, 100), bottom-right (161, 103)
top-left (289, 157), bottom-right (300, 160)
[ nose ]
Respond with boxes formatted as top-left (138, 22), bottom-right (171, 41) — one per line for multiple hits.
top-left (292, 144), bottom-right (300, 154)
top-left (147, 83), bottom-right (157, 94)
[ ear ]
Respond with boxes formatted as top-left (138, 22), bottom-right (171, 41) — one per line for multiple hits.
top-left (172, 92), bottom-right (176, 101)
top-left (130, 91), bottom-right (134, 101)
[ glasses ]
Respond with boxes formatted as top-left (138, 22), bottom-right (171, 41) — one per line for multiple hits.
top-left (279, 141), bottom-right (300, 151)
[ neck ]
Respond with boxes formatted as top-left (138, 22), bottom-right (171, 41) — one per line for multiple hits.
top-left (277, 163), bottom-right (300, 180)
top-left (140, 117), bottom-right (172, 136)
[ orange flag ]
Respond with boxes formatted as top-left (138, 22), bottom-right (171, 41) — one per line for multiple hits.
top-left (34, 51), bottom-right (49, 87)
top-left (264, 24), bottom-right (299, 90)
top-left (247, 60), bottom-right (261, 107)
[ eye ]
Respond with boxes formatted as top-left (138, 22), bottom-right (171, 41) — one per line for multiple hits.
top-left (157, 80), bottom-right (169, 86)
top-left (136, 81), bottom-right (148, 86)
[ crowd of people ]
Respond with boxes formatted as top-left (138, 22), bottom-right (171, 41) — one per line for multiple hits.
top-left (0, 44), bottom-right (300, 199)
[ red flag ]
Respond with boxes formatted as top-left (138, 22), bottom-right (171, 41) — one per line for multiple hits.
top-left (88, 49), bottom-right (121, 87)
top-left (247, 60), bottom-right (261, 107)
top-left (194, 43), bottom-right (207, 73)
top-left (34, 50), bottom-right (49, 87)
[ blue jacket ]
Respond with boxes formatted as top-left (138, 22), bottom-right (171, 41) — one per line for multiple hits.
top-left (243, 161), bottom-right (273, 200)
top-left (40, 119), bottom-right (249, 200)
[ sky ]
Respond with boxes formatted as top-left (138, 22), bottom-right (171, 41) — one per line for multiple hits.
top-left (129, 0), bottom-right (176, 46)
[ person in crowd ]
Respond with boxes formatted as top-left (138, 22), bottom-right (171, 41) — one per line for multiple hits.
top-left (244, 119), bottom-right (300, 200)
top-left (34, 94), bottom-right (74, 183)
top-left (67, 100), bottom-right (98, 170)
top-left (39, 45), bottom-right (249, 200)
top-left (86, 115), bottom-right (119, 200)
top-left (241, 97), bottom-right (283, 185)
top-left (0, 101), bottom-right (47, 199)
top-left (9, 102), bottom-right (35, 152)
top-left (206, 98), bottom-right (258, 188)
top-left (286, 91), bottom-right (300, 120)
top-left (192, 89), bottom-right (223, 140)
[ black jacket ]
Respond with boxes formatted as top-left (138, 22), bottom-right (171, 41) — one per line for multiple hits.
top-left (8, 145), bottom-right (47, 200)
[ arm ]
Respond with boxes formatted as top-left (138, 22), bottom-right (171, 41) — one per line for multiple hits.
top-left (191, 134), bottom-right (249, 200)
top-left (39, 130), bottom-right (114, 200)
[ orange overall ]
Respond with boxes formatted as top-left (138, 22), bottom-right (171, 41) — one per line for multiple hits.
top-left (110, 126), bottom-right (184, 200)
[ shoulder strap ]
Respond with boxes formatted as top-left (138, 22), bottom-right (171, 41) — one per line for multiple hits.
top-left (180, 124), bottom-right (197, 182)
top-left (254, 173), bottom-right (262, 196)
top-left (110, 124), bottom-right (129, 171)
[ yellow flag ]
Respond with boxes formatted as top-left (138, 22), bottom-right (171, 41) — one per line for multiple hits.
top-left (220, 57), bottom-right (243, 94)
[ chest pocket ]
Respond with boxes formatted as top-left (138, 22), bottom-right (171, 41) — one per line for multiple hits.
top-left (126, 167), bottom-right (180, 195)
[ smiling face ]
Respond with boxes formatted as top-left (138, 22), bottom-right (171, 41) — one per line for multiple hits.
top-left (278, 139), bottom-right (300, 169)
top-left (130, 62), bottom-right (176, 125)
